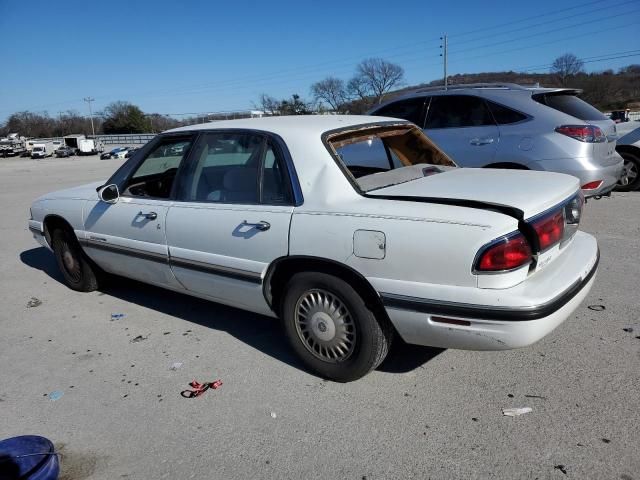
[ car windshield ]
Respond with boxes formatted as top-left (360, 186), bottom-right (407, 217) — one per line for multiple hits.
top-left (33, 147), bottom-right (44, 151)
top-left (326, 124), bottom-right (456, 192)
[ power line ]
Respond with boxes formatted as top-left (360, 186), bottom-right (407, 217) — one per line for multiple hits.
top-left (448, 0), bottom-right (608, 38)
top-left (513, 49), bottom-right (640, 72)
top-left (448, 7), bottom-right (640, 57)
top-left (451, 0), bottom-right (637, 48)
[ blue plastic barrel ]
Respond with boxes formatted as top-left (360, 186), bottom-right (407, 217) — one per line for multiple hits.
top-left (0, 435), bottom-right (59, 480)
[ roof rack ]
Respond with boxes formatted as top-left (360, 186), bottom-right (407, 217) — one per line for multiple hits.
top-left (412, 83), bottom-right (531, 94)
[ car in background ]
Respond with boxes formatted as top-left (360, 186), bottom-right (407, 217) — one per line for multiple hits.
top-left (55, 146), bottom-right (75, 158)
top-left (369, 83), bottom-right (623, 198)
top-left (28, 116), bottom-right (598, 381)
top-left (100, 147), bottom-right (129, 160)
top-left (610, 110), bottom-right (629, 123)
top-left (615, 125), bottom-right (640, 191)
top-left (125, 147), bottom-right (139, 158)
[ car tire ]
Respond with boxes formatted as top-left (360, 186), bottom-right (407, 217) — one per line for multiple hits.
top-left (281, 272), bottom-right (393, 382)
top-left (614, 151), bottom-right (640, 192)
top-left (51, 229), bottom-right (99, 292)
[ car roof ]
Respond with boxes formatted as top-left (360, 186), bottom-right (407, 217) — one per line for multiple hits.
top-left (369, 83), bottom-right (584, 115)
top-left (165, 115), bottom-right (409, 137)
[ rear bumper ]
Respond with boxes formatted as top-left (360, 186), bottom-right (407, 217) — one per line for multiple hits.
top-left (379, 232), bottom-right (599, 350)
top-left (528, 154), bottom-right (623, 198)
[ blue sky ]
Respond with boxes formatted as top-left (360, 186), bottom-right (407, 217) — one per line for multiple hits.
top-left (0, 0), bottom-right (638, 121)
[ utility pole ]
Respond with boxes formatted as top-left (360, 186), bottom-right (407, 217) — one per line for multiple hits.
top-left (58, 111), bottom-right (64, 138)
top-left (440, 34), bottom-right (448, 90)
top-left (83, 97), bottom-right (96, 137)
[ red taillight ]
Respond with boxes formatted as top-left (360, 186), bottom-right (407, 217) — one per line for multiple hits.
top-left (555, 125), bottom-right (606, 143)
top-left (531, 210), bottom-right (564, 251)
top-left (476, 234), bottom-right (532, 272)
top-left (581, 180), bottom-right (603, 190)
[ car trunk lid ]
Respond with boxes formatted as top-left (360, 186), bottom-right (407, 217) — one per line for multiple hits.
top-left (366, 168), bottom-right (579, 219)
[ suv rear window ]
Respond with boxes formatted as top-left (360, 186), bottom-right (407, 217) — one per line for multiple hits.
top-left (533, 93), bottom-right (606, 121)
top-left (373, 97), bottom-right (426, 126)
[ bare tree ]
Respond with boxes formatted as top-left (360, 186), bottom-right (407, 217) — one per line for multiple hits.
top-left (551, 53), bottom-right (585, 86)
top-left (351, 58), bottom-right (404, 104)
top-left (346, 75), bottom-right (369, 101)
top-left (311, 77), bottom-right (347, 112)
top-left (255, 94), bottom-right (280, 116)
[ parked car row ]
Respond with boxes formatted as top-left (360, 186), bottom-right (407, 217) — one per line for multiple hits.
top-left (100, 146), bottom-right (139, 160)
top-left (369, 83), bottom-right (627, 196)
top-left (30, 115), bottom-right (599, 381)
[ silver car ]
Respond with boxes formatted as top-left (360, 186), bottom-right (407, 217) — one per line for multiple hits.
top-left (369, 83), bottom-right (624, 198)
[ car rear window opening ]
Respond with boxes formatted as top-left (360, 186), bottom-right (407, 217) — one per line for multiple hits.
top-left (326, 124), bottom-right (456, 191)
top-left (533, 93), bottom-right (606, 121)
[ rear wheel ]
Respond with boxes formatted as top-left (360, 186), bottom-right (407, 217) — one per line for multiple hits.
top-left (281, 272), bottom-right (392, 382)
top-left (52, 229), bottom-right (99, 292)
top-left (615, 151), bottom-right (640, 192)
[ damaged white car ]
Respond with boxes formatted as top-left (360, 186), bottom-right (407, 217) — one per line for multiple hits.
top-left (28, 116), bottom-right (599, 381)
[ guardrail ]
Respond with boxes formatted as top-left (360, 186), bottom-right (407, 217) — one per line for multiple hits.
top-left (96, 134), bottom-right (156, 145)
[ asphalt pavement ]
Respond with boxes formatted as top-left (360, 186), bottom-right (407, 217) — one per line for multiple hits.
top-left (1, 154), bottom-right (638, 479)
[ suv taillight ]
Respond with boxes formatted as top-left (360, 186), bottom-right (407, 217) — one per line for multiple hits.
top-left (555, 125), bottom-right (606, 143)
top-left (475, 234), bottom-right (532, 272)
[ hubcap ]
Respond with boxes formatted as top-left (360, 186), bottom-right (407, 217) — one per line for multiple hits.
top-left (294, 289), bottom-right (356, 363)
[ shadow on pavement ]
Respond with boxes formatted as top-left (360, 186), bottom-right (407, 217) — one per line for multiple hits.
top-left (20, 246), bottom-right (443, 378)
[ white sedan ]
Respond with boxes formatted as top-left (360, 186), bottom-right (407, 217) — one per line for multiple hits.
top-left (28, 116), bottom-right (599, 381)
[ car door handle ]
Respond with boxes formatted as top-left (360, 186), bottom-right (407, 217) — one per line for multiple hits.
top-left (243, 220), bottom-right (270, 231)
top-left (470, 137), bottom-right (495, 146)
top-left (138, 211), bottom-right (157, 220)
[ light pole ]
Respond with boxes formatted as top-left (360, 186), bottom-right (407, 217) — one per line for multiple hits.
top-left (58, 111), bottom-right (64, 138)
top-left (439, 34), bottom-right (448, 90)
top-left (83, 97), bottom-right (96, 136)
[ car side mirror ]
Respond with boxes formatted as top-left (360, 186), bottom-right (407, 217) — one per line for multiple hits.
top-left (98, 184), bottom-right (119, 204)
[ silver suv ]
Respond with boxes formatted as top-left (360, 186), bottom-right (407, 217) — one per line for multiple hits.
top-left (369, 83), bottom-right (623, 198)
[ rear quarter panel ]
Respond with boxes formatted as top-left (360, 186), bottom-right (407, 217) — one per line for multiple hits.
top-left (289, 196), bottom-right (518, 289)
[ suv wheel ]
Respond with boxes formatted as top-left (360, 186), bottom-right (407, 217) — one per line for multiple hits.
top-left (615, 151), bottom-right (640, 192)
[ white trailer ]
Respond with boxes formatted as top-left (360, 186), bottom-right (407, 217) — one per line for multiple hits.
top-left (64, 134), bottom-right (103, 155)
top-left (78, 138), bottom-right (104, 155)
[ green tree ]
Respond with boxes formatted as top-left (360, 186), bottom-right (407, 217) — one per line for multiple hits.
top-left (102, 101), bottom-right (151, 134)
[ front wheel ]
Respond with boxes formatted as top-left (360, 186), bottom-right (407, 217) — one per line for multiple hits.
top-left (281, 272), bottom-right (393, 382)
top-left (52, 229), bottom-right (100, 292)
top-left (615, 151), bottom-right (640, 192)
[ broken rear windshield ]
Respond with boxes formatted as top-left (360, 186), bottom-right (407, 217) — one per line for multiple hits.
top-left (326, 124), bottom-right (456, 192)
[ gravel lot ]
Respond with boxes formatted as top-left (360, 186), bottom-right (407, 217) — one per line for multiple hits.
top-left (1, 154), bottom-right (639, 480)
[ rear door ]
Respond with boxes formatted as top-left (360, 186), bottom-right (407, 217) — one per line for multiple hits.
top-left (165, 131), bottom-right (299, 315)
top-left (424, 94), bottom-right (499, 167)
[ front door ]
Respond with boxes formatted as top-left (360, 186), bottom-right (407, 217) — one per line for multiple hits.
top-left (83, 135), bottom-right (195, 288)
top-left (424, 94), bottom-right (499, 167)
top-left (166, 131), bottom-right (298, 316)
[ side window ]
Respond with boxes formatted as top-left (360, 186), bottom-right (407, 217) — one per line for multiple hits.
top-left (486, 100), bottom-right (528, 124)
top-left (425, 95), bottom-right (494, 129)
top-left (373, 97), bottom-right (427, 126)
top-left (336, 137), bottom-right (392, 178)
top-left (123, 137), bottom-right (193, 199)
top-left (178, 133), bottom-right (292, 205)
